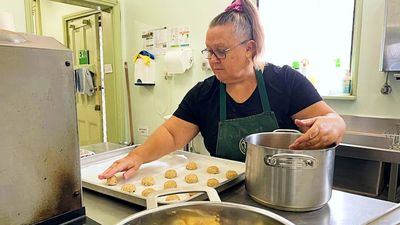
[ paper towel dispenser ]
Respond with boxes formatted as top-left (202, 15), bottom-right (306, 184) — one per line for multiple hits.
top-left (380, 0), bottom-right (400, 72)
top-left (164, 48), bottom-right (193, 74)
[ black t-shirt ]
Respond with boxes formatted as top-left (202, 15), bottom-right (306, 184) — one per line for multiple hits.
top-left (173, 63), bottom-right (322, 156)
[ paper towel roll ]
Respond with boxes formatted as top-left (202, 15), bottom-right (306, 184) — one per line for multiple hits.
top-left (164, 48), bottom-right (193, 74)
top-left (0, 12), bottom-right (16, 32)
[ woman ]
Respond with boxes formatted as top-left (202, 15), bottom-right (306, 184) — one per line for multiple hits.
top-left (99, 0), bottom-right (345, 180)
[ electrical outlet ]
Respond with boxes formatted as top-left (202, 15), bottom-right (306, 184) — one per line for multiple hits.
top-left (138, 127), bottom-right (149, 136)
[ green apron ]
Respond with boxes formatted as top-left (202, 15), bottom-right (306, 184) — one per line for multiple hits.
top-left (215, 68), bottom-right (279, 162)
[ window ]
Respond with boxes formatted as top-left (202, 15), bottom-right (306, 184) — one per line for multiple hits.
top-left (258, 0), bottom-right (358, 97)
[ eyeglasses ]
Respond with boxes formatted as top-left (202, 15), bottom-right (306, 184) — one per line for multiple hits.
top-left (201, 39), bottom-right (250, 60)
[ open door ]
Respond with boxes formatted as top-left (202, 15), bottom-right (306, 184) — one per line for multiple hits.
top-left (66, 13), bottom-right (103, 146)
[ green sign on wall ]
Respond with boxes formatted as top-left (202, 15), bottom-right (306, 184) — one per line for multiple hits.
top-left (79, 50), bottom-right (90, 65)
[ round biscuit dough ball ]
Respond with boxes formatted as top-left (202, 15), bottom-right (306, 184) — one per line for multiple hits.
top-left (164, 169), bottom-right (178, 179)
top-left (121, 183), bottom-right (136, 193)
top-left (184, 173), bottom-right (198, 184)
top-left (106, 175), bottom-right (118, 186)
top-left (164, 180), bottom-right (178, 189)
top-left (141, 188), bottom-right (156, 197)
top-left (207, 178), bottom-right (220, 188)
top-left (225, 170), bottom-right (239, 179)
top-left (141, 176), bottom-right (155, 186)
top-left (165, 194), bottom-right (180, 201)
top-left (206, 166), bottom-right (219, 174)
top-left (186, 162), bottom-right (198, 170)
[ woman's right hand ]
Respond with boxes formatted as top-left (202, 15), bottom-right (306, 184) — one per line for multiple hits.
top-left (98, 153), bottom-right (144, 180)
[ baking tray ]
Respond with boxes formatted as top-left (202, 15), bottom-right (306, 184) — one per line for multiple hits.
top-left (80, 146), bottom-right (245, 207)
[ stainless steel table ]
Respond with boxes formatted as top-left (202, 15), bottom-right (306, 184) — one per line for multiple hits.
top-left (83, 182), bottom-right (399, 225)
top-left (220, 182), bottom-right (399, 225)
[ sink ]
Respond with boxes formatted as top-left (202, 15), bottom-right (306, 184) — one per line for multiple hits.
top-left (337, 132), bottom-right (400, 163)
top-left (342, 132), bottom-right (397, 150)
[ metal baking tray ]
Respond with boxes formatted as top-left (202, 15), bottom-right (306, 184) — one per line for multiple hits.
top-left (80, 146), bottom-right (245, 207)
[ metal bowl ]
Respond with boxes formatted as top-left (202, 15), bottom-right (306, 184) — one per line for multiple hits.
top-left (116, 201), bottom-right (295, 225)
top-left (116, 187), bottom-right (295, 225)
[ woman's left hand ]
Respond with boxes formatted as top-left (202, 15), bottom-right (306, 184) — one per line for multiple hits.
top-left (289, 115), bottom-right (345, 150)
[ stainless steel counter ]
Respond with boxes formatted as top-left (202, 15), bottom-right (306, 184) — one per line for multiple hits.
top-left (83, 182), bottom-right (399, 225)
top-left (219, 183), bottom-right (399, 225)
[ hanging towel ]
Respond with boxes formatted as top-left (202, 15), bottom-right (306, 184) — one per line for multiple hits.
top-left (133, 50), bottom-right (155, 65)
top-left (74, 67), bottom-right (95, 96)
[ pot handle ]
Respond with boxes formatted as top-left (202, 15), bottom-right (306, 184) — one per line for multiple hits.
top-left (264, 153), bottom-right (317, 169)
top-left (273, 129), bottom-right (301, 134)
top-left (146, 186), bottom-right (221, 210)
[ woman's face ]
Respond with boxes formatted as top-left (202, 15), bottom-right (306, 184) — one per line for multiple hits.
top-left (205, 24), bottom-right (254, 84)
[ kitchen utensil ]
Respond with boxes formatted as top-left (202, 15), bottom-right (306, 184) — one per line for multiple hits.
top-left (242, 129), bottom-right (336, 211)
top-left (116, 186), bottom-right (295, 225)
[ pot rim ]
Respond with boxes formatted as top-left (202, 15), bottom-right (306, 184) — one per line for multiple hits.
top-left (245, 143), bottom-right (337, 152)
top-left (244, 132), bottom-right (337, 152)
top-left (115, 201), bottom-right (295, 225)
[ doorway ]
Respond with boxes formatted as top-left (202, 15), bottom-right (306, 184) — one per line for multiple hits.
top-left (66, 12), bottom-right (104, 146)
top-left (26, 0), bottom-right (127, 150)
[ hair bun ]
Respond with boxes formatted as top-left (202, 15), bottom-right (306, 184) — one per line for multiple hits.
top-left (224, 0), bottom-right (243, 12)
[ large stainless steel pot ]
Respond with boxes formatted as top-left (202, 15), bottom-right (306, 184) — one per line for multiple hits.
top-left (242, 129), bottom-right (336, 212)
top-left (116, 187), bottom-right (295, 225)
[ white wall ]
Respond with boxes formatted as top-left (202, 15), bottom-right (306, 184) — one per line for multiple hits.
top-left (3, 0), bottom-right (400, 146)
top-left (120, 0), bottom-right (231, 144)
top-left (120, 0), bottom-right (400, 147)
top-left (40, 0), bottom-right (88, 44)
top-left (0, 0), bottom-right (26, 32)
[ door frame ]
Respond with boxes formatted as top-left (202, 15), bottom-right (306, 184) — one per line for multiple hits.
top-left (24, 0), bottom-right (43, 35)
top-left (24, 0), bottom-right (126, 144)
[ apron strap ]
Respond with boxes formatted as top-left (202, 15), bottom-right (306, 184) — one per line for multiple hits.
top-left (219, 68), bottom-right (272, 121)
top-left (255, 68), bottom-right (271, 112)
top-left (220, 82), bottom-right (227, 122)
